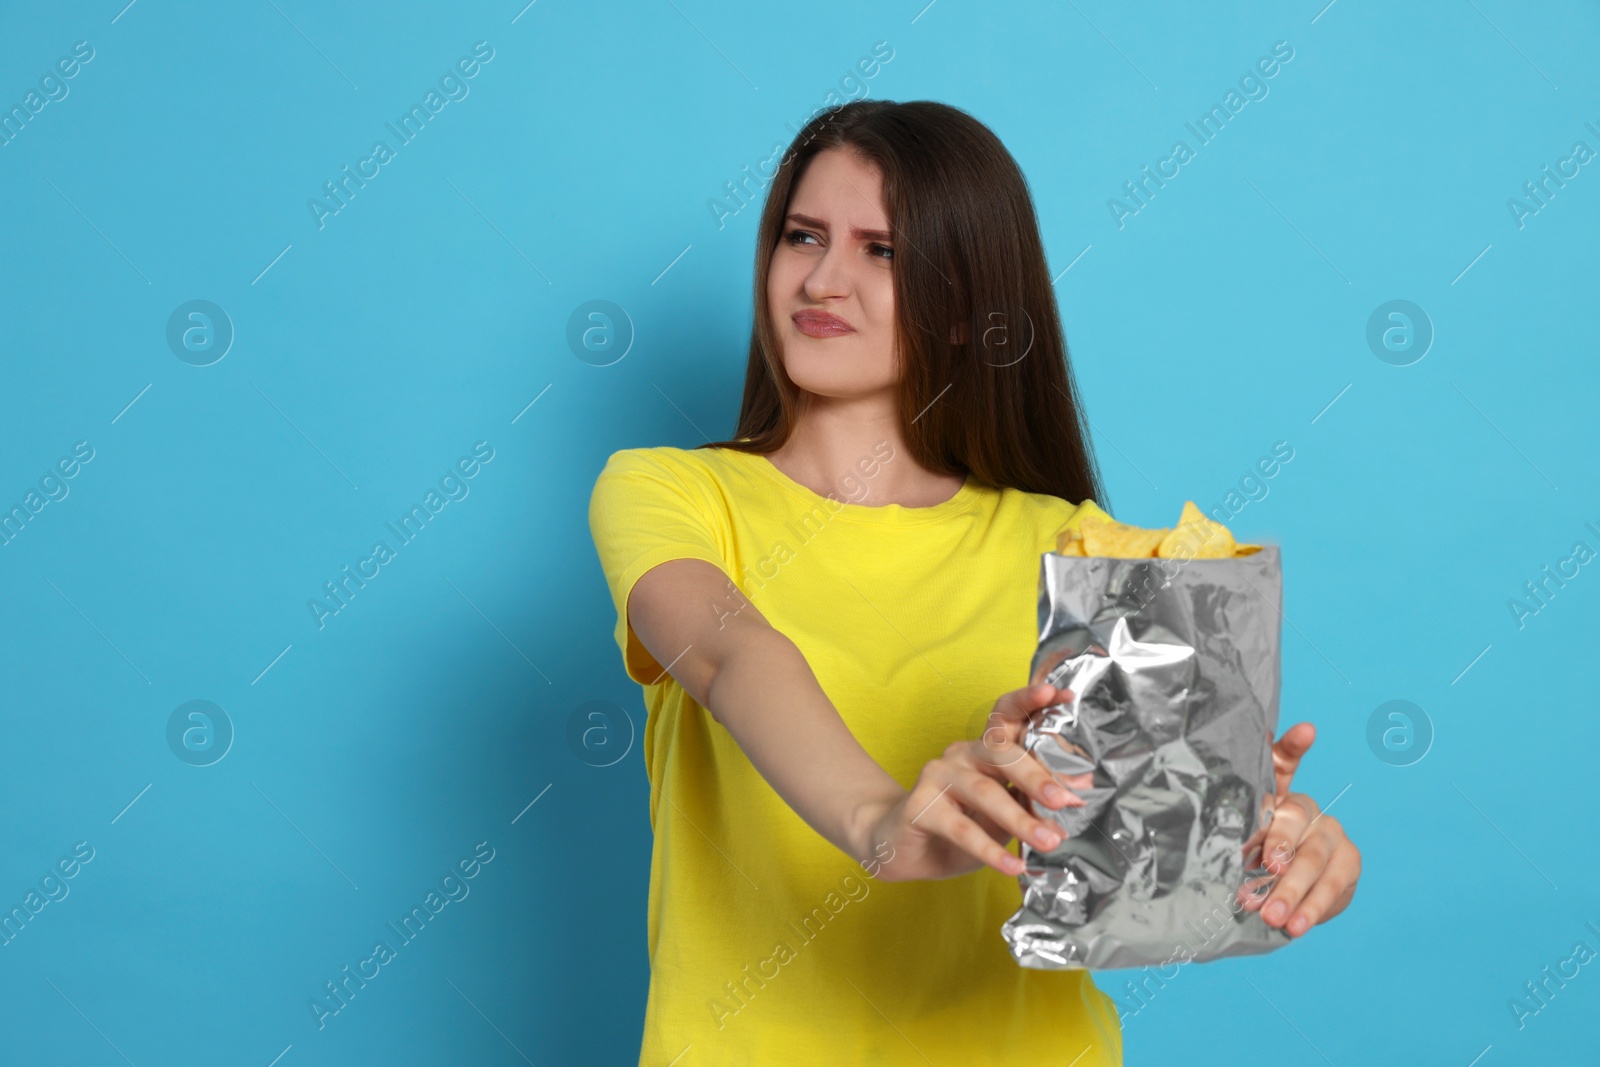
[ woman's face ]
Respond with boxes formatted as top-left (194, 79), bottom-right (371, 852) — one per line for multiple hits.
top-left (767, 147), bottom-right (898, 402)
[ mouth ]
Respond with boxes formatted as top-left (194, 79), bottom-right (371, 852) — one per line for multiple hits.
top-left (792, 309), bottom-right (854, 338)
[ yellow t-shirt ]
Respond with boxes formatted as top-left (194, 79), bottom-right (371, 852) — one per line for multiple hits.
top-left (588, 443), bottom-right (1124, 1066)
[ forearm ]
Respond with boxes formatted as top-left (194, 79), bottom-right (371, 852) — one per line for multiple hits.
top-left (704, 626), bottom-right (906, 864)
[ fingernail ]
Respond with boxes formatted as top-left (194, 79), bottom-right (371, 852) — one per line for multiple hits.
top-left (1035, 827), bottom-right (1062, 849)
top-left (1042, 783), bottom-right (1068, 806)
top-left (1007, 855), bottom-right (1025, 874)
top-left (1287, 914), bottom-right (1310, 937)
top-left (1264, 901), bottom-right (1287, 924)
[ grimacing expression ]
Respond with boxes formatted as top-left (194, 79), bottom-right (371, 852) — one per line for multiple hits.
top-left (767, 147), bottom-right (899, 401)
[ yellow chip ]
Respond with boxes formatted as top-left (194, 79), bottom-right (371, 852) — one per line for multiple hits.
top-left (1056, 530), bottom-right (1088, 556)
top-left (1060, 499), bottom-right (1114, 534)
top-left (1156, 501), bottom-right (1237, 560)
top-left (1055, 499), bottom-right (1114, 555)
top-left (1081, 520), bottom-right (1168, 558)
top-left (1054, 498), bottom-right (1264, 558)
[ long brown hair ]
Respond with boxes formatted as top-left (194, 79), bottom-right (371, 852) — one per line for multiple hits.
top-left (699, 99), bottom-right (1108, 510)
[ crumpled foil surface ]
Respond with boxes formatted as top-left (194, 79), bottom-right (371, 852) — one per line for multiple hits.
top-left (1001, 546), bottom-right (1294, 970)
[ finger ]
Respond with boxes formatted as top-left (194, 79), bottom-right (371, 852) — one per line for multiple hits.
top-left (980, 683), bottom-right (1069, 759)
top-left (1259, 793), bottom-right (1317, 878)
top-left (1245, 792), bottom-right (1321, 911)
top-left (1236, 869), bottom-right (1276, 912)
top-left (987, 743), bottom-right (1089, 811)
top-left (924, 793), bottom-right (1030, 875)
top-left (972, 715), bottom-right (1034, 772)
top-left (961, 771), bottom-right (1066, 851)
top-left (1313, 843), bottom-right (1362, 924)
top-left (1240, 821), bottom-right (1268, 863)
top-left (1260, 823), bottom-right (1337, 930)
top-left (1270, 722), bottom-right (1316, 799)
top-left (972, 801), bottom-right (1012, 844)
top-left (1283, 839), bottom-right (1361, 936)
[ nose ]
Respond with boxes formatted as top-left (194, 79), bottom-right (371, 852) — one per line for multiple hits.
top-left (803, 243), bottom-right (852, 302)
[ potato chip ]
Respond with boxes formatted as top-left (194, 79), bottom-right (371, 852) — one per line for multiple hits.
top-left (1054, 499), bottom-right (1114, 555)
top-left (1156, 501), bottom-right (1236, 560)
top-left (1061, 499), bottom-right (1114, 533)
top-left (1081, 519), bottom-right (1169, 558)
top-left (1054, 499), bottom-right (1263, 559)
top-left (1056, 530), bottom-right (1087, 556)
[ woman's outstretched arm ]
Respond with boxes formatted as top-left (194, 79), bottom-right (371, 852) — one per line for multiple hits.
top-left (627, 557), bottom-right (1080, 878)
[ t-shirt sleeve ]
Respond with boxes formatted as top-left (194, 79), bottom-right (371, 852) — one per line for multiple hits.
top-left (588, 448), bottom-right (730, 686)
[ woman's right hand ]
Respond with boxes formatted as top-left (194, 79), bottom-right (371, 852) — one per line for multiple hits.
top-left (854, 682), bottom-right (1092, 883)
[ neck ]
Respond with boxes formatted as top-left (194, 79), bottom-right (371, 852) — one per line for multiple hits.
top-left (766, 392), bottom-right (966, 508)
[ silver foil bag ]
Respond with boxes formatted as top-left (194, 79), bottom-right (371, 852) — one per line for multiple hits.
top-left (1001, 545), bottom-right (1293, 970)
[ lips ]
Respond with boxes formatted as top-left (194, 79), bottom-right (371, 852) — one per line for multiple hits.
top-left (792, 310), bottom-right (854, 337)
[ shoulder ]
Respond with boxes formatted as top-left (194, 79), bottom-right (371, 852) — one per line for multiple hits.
top-left (598, 444), bottom-right (688, 472)
top-left (992, 483), bottom-right (1094, 524)
top-left (987, 484), bottom-right (1108, 554)
top-left (594, 445), bottom-right (744, 494)
top-left (590, 446), bottom-right (750, 525)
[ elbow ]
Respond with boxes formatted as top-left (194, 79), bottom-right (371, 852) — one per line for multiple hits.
top-left (701, 625), bottom-right (790, 729)
top-left (700, 645), bottom-right (737, 726)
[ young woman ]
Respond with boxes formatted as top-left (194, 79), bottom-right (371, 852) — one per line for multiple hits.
top-left (588, 99), bottom-right (1360, 1066)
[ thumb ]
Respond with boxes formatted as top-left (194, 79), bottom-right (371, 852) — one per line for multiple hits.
top-left (991, 682), bottom-right (1067, 731)
top-left (1271, 722), bottom-right (1316, 799)
top-left (977, 683), bottom-right (1068, 762)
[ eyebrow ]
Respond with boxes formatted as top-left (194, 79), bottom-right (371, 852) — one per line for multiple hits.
top-left (785, 213), bottom-right (893, 242)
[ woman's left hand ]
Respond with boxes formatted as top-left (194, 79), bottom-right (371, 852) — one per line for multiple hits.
top-left (1239, 722), bottom-right (1362, 938)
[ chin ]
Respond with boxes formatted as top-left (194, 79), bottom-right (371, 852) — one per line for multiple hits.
top-left (782, 346), bottom-right (893, 396)
top-left (785, 365), bottom-right (892, 399)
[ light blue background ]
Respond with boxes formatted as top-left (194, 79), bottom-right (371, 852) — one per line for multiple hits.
top-left (1, 1), bottom-right (1596, 1064)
